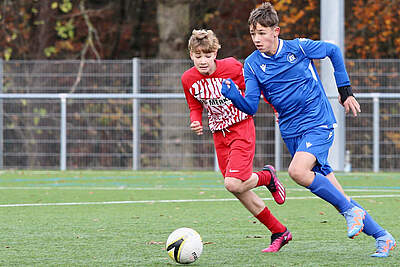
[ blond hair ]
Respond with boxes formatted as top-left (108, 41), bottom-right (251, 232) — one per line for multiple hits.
top-left (188, 29), bottom-right (221, 53)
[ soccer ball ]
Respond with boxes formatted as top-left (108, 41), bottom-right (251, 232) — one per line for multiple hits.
top-left (166, 227), bottom-right (203, 264)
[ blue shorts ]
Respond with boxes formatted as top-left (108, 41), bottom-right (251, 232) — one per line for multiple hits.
top-left (283, 127), bottom-right (334, 176)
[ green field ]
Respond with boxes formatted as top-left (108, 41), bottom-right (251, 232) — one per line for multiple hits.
top-left (0, 170), bottom-right (398, 266)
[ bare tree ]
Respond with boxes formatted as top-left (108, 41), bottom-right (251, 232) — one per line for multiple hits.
top-left (157, 0), bottom-right (193, 169)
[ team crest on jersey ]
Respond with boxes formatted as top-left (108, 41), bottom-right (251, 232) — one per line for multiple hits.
top-left (260, 64), bottom-right (267, 72)
top-left (287, 53), bottom-right (297, 63)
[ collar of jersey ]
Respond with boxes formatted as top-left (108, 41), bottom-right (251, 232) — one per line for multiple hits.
top-left (261, 39), bottom-right (283, 58)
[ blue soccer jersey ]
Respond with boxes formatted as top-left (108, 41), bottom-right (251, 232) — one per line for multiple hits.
top-left (223, 38), bottom-right (351, 138)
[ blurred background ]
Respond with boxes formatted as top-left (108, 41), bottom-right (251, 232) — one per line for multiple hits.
top-left (0, 0), bottom-right (399, 171)
top-left (2, 0), bottom-right (399, 59)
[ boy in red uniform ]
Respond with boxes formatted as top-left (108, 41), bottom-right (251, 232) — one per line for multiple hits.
top-left (181, 29), bottom-right (291, 252)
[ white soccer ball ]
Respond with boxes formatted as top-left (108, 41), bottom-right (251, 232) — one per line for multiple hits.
top-left (166, 227), bottom-right (203, 264)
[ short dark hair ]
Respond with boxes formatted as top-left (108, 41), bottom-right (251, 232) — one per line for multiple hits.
top-left (248, 2), bottom-right (279, 29)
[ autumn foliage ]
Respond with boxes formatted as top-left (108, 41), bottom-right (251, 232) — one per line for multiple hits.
top-left (1, 0), bottom-right (399, 60)
top-left (1, 0), bottom-right (400, 170)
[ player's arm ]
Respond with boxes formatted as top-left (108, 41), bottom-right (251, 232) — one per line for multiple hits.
top-left (300, 39), bottom-right (361, 116)
top-left (325, 43), bottom-right (361, 117)
top-left (182, 80), bottom-right (204, 135)
top-left (221, 64), bottom-right (261, 115)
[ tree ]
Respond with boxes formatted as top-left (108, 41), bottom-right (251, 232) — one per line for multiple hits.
top-left (345, 0), bottom-right (400, 59)
top-left (2, 0), bottom-right (400, 60)
top-left (157, 0), bottom-right (194, 169)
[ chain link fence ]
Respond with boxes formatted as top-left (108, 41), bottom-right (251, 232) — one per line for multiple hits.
top-left (0, 59), bottom-right (399, 171)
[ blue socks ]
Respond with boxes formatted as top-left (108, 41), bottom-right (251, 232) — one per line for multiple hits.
top-left (350, 198), bottom-right (386, 238)
top-left (307, 173), bottom-right (386, 239)
top-left (307, 173), bottom-right (353, 213)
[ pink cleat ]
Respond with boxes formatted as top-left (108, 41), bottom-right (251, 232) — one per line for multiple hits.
top-left (263, 165), bottom-right (286, 205)
top-left (262, 229), bottom-right (292, 253)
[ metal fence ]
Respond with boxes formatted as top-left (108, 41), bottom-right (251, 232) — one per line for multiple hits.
top-left (0, 59), bottom-right (399, 171)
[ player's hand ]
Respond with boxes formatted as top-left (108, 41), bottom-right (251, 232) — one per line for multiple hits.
top-left (221, 78), bottom-right (239, 99)
top-left (339, 95), bottom-right (361, 117)
top-left (190, 121), bottom-right (203, 135)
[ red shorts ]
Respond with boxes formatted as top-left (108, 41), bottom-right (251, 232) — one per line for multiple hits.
top-left (213, 118), bottom-right (255, 181)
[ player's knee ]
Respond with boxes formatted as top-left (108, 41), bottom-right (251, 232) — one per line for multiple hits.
top-left (224, 177), bottom-right (243, 194)
top-left (287, 164), bottom-right (299, 179)
top-left (288, 165), bottom-right (307, 185)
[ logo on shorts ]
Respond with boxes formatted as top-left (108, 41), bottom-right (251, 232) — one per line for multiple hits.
top-left (229, 169), bottom-right (240, 173)
top-left (306, 142), bottom-right (312, 148)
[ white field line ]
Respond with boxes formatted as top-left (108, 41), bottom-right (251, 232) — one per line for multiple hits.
top-left (0, 186), bottom-right (400, 192)
top-left (0, 194), bottom-right (399, 208)
top-left (0, 186), bottom-right (230, 191)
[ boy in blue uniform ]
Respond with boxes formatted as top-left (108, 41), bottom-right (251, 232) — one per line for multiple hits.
top-left (222, 2), bottom-right (396, 257)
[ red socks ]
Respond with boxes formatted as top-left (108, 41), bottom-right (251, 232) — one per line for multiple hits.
top-left (255, 207), bottom-right (286, 234)
top-left (255, 170), bottom-right (272, 187)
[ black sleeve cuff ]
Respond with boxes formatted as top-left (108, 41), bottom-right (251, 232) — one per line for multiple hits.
top-left (338, 85), bottom-right (354, 103)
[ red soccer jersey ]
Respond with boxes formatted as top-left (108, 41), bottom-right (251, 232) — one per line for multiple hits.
top-left (181, 57), bottom-right (250, 132)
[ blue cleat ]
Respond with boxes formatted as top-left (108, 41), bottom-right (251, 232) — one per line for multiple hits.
top-left (342, 206), bottom-right (366, 239)
top-left (370, 232), bottom-right (396, 257)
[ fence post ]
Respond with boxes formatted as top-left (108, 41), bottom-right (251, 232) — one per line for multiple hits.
top-left (132, 58), bottom-right (140, 170)
top-left (373, 96), bottom-right (380, 172)
top-left (0, 59), bottom-right (3, 169)
top-left (214, 150), bottom-right (219, 172)
top-left (60, 94), bottom-right (67, 171)
top-left (321, 0), bottom-right (345, 171)
top-left (274, 120), bottom-right (281, 171)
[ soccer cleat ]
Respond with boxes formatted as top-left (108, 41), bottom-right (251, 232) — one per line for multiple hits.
top-left (370, 232), bottom-right (396, 257)
top-left (263, 165), bottom-right (286, 205)
top-left (262, 229), bottom-right (292, 253)
top-left (342, 206), bottom-right (366, 239)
